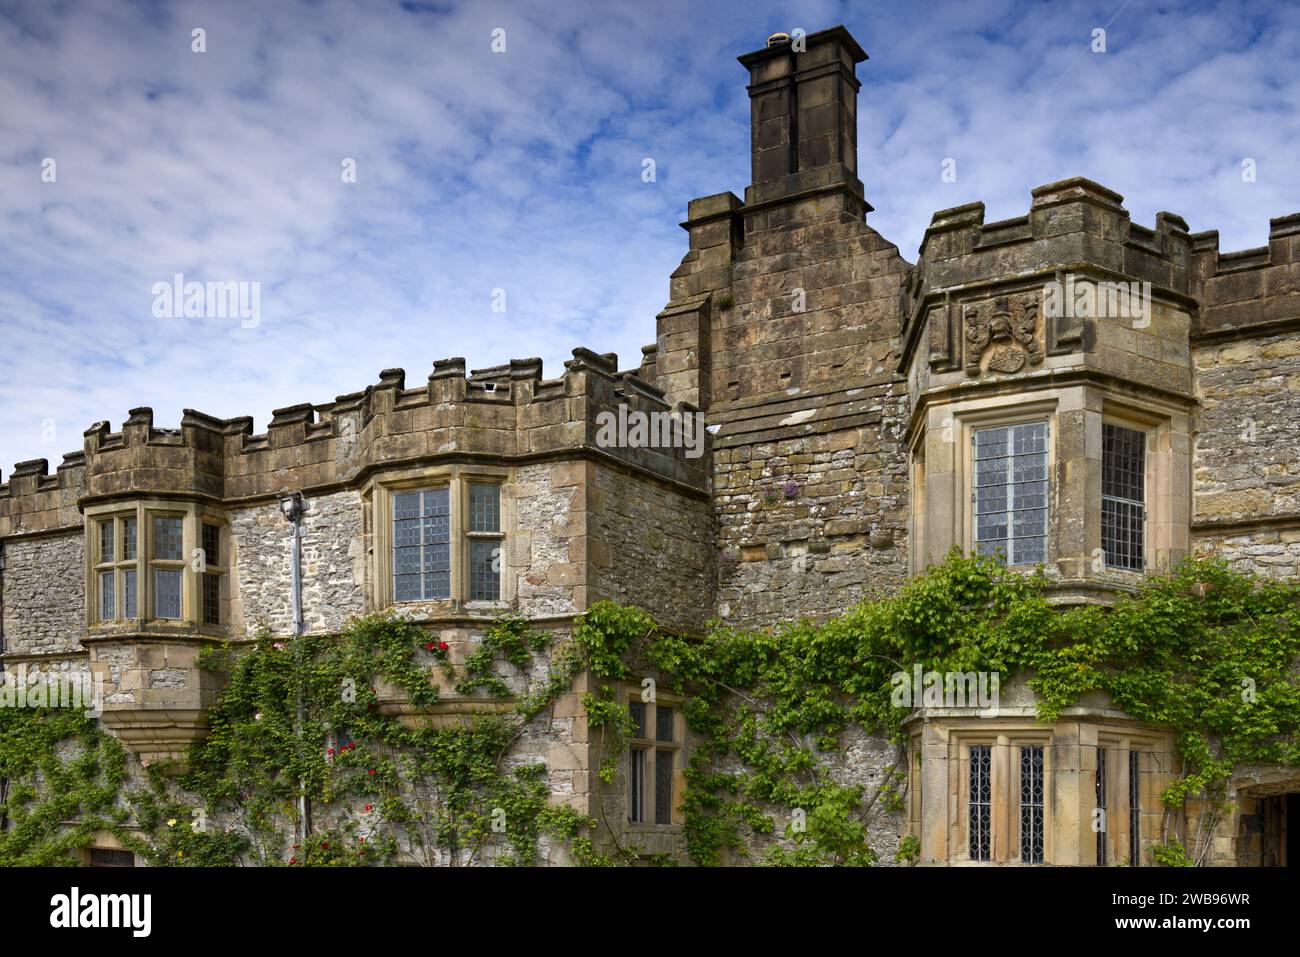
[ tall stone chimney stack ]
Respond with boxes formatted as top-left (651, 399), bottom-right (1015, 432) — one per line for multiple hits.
top-left (738, 26), bottom-right (869, 227)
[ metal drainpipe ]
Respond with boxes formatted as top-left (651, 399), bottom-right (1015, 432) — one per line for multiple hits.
top-left (278, 491), bottom-right (311, 841)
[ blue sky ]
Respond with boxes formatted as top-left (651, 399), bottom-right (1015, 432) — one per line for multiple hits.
top-left (2, 0), bottom-right (1298, 474)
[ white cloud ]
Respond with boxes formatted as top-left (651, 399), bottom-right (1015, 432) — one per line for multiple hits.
top-left (1, 0), bottom-right (1298, 473)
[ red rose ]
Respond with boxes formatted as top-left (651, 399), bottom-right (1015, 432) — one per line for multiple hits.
top-left (367, 768), bottom-right (376, 776)
top-left (321, 842), bottom-right (329, 849)
top-left (328, 748), bottom-right (335, 755)
top-left (426, 642), bottom-right (435, 651)
top-left (359, 837), bottom-right (366, 844)
top-left (348, 743), bottom-right (356, 750)
top-left (438, 642), bottom-right (449, 651)
top-left (293, 844), bottom-right (300, 849)
top-left (289, 857), bottom-right (297, 865)
top-left (364, 804), bottom-right (373, 812)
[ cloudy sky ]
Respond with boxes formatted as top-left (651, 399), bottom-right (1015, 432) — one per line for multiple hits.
top-left (1, 0), bottom-right (1298, 473)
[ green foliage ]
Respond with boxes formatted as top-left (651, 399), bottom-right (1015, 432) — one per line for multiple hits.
top-left (896, 832), bottom-right (921, 864)
top-left (574, 550), bottom-right (1300, 867)
top-left (1150, 839), bottom-right (1195, 867)
top-left (0, 706), bottom-right (128, 865)
top-left (3, 551), bottom-right (1297, 867)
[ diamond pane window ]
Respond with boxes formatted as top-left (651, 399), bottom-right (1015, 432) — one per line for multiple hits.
top-left (393, 488), bottom-right (450, 601)
top-left (1129, 751), bottom-right (1142, 866)
top-left (629, 701), bottom-right (647, 738)
top-left (1096, 747), bottom-right (1108, 866)
top-left (969, 745), bottom-right (992, 861)
top-left (974, 422), bottom-right (1048, 565)
top-left (1020, 745), bottom-right (1044, 863)
top-left (1102, 424), bottom-right (1146, 570)
top-left (629, 748), bottom-right (646, 823)
top-left (656, 705), bottom-right (675, 743)
top-left (655, 750), bottom-right (674, 824)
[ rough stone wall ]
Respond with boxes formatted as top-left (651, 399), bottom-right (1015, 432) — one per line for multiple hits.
top-left (713, 392), bottom-right (910, 627)
top-left (512, 462), bottom-right (585, 619)
top-left (1, 532), bottom-right (84, 656)
top-left (590, 462), bottom-right (714, 634)
top-left (711, 220), bottom-right (909, 400)
top-left (1193, 333), bottom-right (1300, 523)
top-left (228, 491), bottom-right (366, 637)
top-left (1192, 332), bottom-right (1300, 577)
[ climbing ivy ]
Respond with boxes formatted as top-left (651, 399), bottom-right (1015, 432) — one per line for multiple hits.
top-left (1, 552), bottom-right (1297, 867)
top-left (0, 706), bottom-right (128, 865)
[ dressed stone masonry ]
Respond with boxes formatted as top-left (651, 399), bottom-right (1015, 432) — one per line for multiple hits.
top-left (3, 24), bottom-right (1300, 865)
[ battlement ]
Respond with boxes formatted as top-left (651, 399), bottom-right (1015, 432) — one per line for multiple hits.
top-left (0, 348), bottom-right (707, 537)
top-left (904, 176), bottom-right (1300, 357)
top-left (1188, 212), bottom-right (1300, 340)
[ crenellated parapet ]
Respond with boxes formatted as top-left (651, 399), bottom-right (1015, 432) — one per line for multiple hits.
top-left (1189, 213), bottom-right (1300, 341)
top-left (0, 348), bottom-right (709, 537)
top-left (903, 177), bottom-right (1300, 376)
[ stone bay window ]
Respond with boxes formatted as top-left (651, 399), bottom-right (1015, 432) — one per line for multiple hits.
top-left (84, 500), bottom-right (227, 633)
top-left (909, 390), bottom-right (1188, 592)
top-left (908, 713), bottom-right (1174, 865)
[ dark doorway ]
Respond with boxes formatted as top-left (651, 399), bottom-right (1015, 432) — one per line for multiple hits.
top-left (1248, 794), bottom-right (1293, 866)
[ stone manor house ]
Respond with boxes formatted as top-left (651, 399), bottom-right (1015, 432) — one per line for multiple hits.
top-left (2, 25), bottom-right (1299, 866)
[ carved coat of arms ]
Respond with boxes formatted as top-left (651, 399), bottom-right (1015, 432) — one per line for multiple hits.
top-left (964, 296), bottom-right (1043, 375)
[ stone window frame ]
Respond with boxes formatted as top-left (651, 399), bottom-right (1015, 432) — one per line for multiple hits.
top-left (83, 499), bottom-right (228, 636)
top-left (199, 518), bottom-right (228, 627)
top-left (92, 511), bottom-right (138, 623)
top-left (625, 689), bottom-right (685, 831)
top-left (366, 464), bottom-right (514, 613)
top-left (952, 730), bottom-right (1055, 864)
top-left (1093, 732), bottom-right (1166, 867)
top-left (957, 400), bottom-right (1058, 569)
top-left (1097, 403), bottom-right (1168, 581)
top-left (148, 510), bottom-right (187, 620)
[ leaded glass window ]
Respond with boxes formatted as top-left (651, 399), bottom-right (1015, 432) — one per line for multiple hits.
top-left (969, 744), bottom-right (992, 861)
top-left (1102, 424), bottom-right (1146, 570)
top-left (467, 483), bottom-right (502, 601)
top-left (629, 697), bottom-right (680, 827)
top-left (393, 488), bottom-right (451, 601)
top-left (201, 522), bottom-right (223, 626)
top-left (1129, 750), bottom-right (1141, 866)
top-left (628, 748), bottom-right (646, 823)
top-left (1096, 746), bottom-right (1108, 866)
top-left (93, 514), bottom-right (139, 623)
top-left (152, 516), bottom-right (185, 620)
top-left (655, 750), bottom-right (674, 825)
top-left (1020, 745), bottom-right (1044, 863)
top-left (974, 422), bottom-right (1048, 565)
